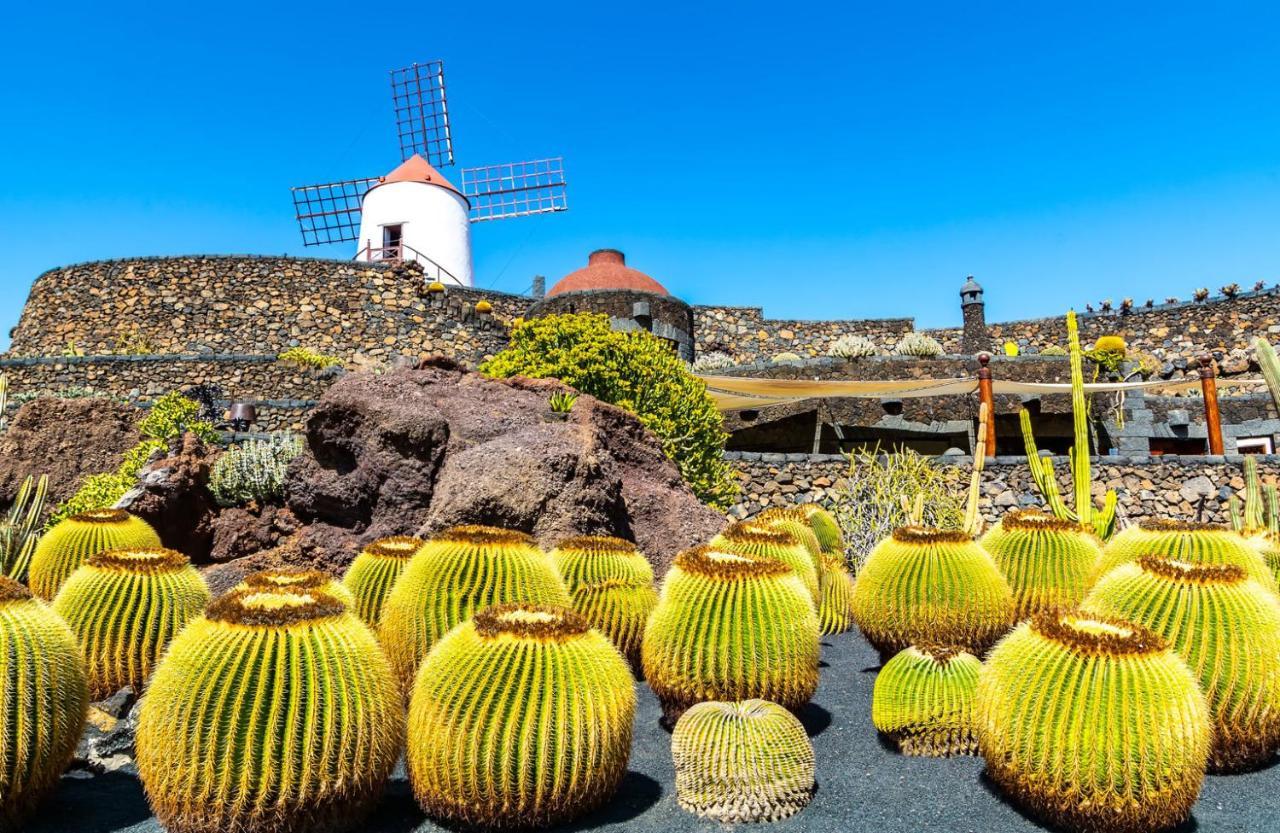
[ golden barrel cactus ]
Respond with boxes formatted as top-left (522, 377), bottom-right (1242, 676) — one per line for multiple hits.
top-left (407, 603), bottom-right (635, 829)
top-left (51, 547), bottom-right (210, 699)
top-left (570, 578), bottom-right (657, 669)
top-left (977, 610), bottom-right (1211, 833)
top-left (550, 535), bottom-right (655, 591)
top-left (642, 546), bottom-right (820, 720)
top-left (0, 577), bottom-right (88, 829)
top-left (136, 588), bottom-right (402, 833)
top-left (28, 509), bottom-right (161, 600)
top-left (671, 699), bottom-right (815, 823)
top-left (817, 553), bottom-right (856, 635)
top-left (800, 503), bottom-right (844, 556)
top-left (1084, 556), bottom-right (1280, 772)
top-left (871, 645), bottom-right (982, 756)
top-left (235, 566), bottom-right (355, 608)
top-left (711, 521), bottom-right (820, 604)
top-left (341, 536), bottom-right (423, 627)
top-left (851, 527), bottom-right (1014, 656)
top-left (1253, 530), bottom-right (1280, 582)
top-left (379, 525), bottom-right (570, 695)
top-left (1093, 519), bottom-right (1275, 590)
top-left (979, 508), bottom-right (1102, 619)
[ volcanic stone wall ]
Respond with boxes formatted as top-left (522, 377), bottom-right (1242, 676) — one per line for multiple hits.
top-left (692, 306), bottom-right (915, 363)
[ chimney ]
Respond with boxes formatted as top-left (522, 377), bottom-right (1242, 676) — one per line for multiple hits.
top-left (960, 275), bottom-right (988, 354)
top-left (531, 275), bottom-right (546, 299)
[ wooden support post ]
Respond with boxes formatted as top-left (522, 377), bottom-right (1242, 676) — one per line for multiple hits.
top-left (1199, 355), bottom-right (1225, 455)
top-left (977, 353), bottom-right (997, 459)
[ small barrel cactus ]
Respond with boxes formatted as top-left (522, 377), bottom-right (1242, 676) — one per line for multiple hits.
top-left (0, 577), bottom-right (88, 829)
top-left (799, 503), bottom-right (845, 556)
top-left (817, 553), bottom-right (856, 635)
top-left (51, 547), bottom-right (210, 699)
top-left (711, 521), bottom-right (820, 605)
top-left (871, 645), bottom-right (981, 756)
top-left (570, 577), bottom-right (658, 670)
top-left (671, 699), bottom-right (815, 823)
top-left (642, 545), bottom-right (820, 721)
top-left (341, 536), bottom-right (423, 627)
top-left (979, 508), bottom-right (1103, 619)
top-left (407, 603), bottom-right (635, 829)
top-left (1093, 519), bottom-right (1275, 590)
top-left (851, 527), bottom-right (1014, 656)
top-left (29, 508), bottom-right (161, 600)
top-left (136, 588), bottom-right (402, 833)
top-left (550, 535), bottom-right (655, 592)
top-left (1084, 556), bottom-right (1280, 772)
top-left (977, 610), bottom-right (1211, 833)
top-left (235, 566), bottom-right (355, 608)
top-left (379, 525), bottom-right (570, 695)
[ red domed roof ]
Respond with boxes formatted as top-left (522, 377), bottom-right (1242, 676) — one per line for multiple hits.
top-left (373, 154), bottom-right (464, 199)
top-left (547, 250), bottom-right (668, 297)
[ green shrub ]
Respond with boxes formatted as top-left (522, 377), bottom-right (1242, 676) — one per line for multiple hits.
top-left (208, 433), bottom-right (304, 507)
top-left (481, 314), bottom-right (736, 508)
top-left (139, 391), bottom-right (219, 444)
top-left (278, 346), bottom-right (342, 369)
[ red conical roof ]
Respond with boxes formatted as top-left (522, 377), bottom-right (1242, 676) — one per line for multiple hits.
top-left (547, 250), bottom-right (669, 297)
top-left (376, 154), bottom-right (464, 197)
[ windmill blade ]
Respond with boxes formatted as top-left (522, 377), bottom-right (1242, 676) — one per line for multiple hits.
top-left (290, 177), bottom-right (380, 246)
top-left (463, 157), bottom-right (568, 223)
top-left (391, 60), bottom-right (454, 167)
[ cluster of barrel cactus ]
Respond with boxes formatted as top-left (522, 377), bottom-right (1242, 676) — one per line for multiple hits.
top-left (552, 536), bottom-right (657, 668)
top-left (341, 536), bottom-right (423, 626)
top-left (28, 509), bottom-right (161, 600)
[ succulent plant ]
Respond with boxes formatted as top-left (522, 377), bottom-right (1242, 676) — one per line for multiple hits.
top-left (850, 527), bottom-right (1014, 656)
top-left (827, 333), bottom-right (879, 358)
top-left (749, 506), bottom-right (825, 563)
top-left (979, 508), bottom-right (1103, 619)
top-left (136, 588), bottom-right (402, 833)
top-left (642, 545), bottom-right (819, 720)
top-left (379, 525), bottom-right (571, 695)
top-left (1255, 531), bottom-right (1280, 582)
top-left (1083, 556), bottom-right (1280, 772)
top-left (235, 566), bottom-right (355, 608)
top-left (550, 535), bottom-right (655, 592)
top-left (817, 553), bottom-right (856, 634)
top-left (671, 699), bottom-right (815, 823)
top-left (0, 577), bottom-right (88, 829)
top-left (977, 610), bottom-right (1210, 833)
top-left (711, 521), bottom-right (820, 605)
top-left (799, 503), bottom-right (845, 556)
top-left (51, 547), bottom-right (210, 699)
top-left (894, 332), bottom-right (944, 357)
top-left (770, 351), bottom-right (803, 364)
top-left (208, 433), bottom-right (304, 507)
top-left (407, 603), bottom-right (635, 829)
top-left (1092, 519), bottom-right (1275, 590)
top-left (341, 536), bottom-right (423, 627)
top-left (872, 645), bottom-right (982, 756)
top-left (570, 578), bottom-right (658, 670)
top-left (29, 509), bottom-right (162, 601)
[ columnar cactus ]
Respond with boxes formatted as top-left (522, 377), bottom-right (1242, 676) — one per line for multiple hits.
top-left (817, 553), bottom-right (856, 635)
top-left (979, 508), bottom-right (1103, 619)
top-left (136, 588), bottom-right (402, 833)
top-left (1084, 556), bottom-right (1280, 772)
top-left (642, 545), bottom-right (820, 720)
top-left (28, 509), bottom-right (161, 600)
top-left (570, 578), bottom-right (658, 670)
top-left (51, 547), bottom-right (210, 699)
top-left (851, 527), bottom-right (1014, 656)
top-left (1092, 519), bottom-right (1275, 590)
top-left (977, 610), bottom-right (1211, 833)
top-left (379, 525), bottom-right (571, 695)
top-left (341, 536), bottom-right (423, 627)
top-left (407, 603), bottom-right (635, 829)
top-left (711, 521), bottom-right (820, 605)
top-left (550, 535), bottom-right (655, 592)
top-left (671, 699), bottom-right (816, 823)
top-left (872, 645), bottom-right (982, 757)
top-left (0, 577), bottom-right (88, 829)
top-left (235, 567), bottom-right (355, 608)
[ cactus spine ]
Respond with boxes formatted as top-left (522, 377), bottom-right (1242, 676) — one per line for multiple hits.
top-left (816, 552), bottom-right (856, 635)
top-left (550, 535), bottom-right (655, 591)
top-left (671, 699), bottom-right (815, 823)
top-left (379, 526), bottom-right (571, 695)
top-left (1084, 556), bottom-right (1280, 772)
top-left (0, 578), bottom-right (88, 829)
top-left (643, 546), bottom-right (820, 721)
top-left (28, 509), bottom-right (161, 600)
top-left (977, 611), bottom-right (1210, 833)
top-left (850, 527), bottom-right (1014, 656)
top-left (570, 578), bottom-right (657, 670)
top-left (799, 504), bottom-right (844, 556)
top-left (51, 547), bottom-right (210, 699)
top-left (341, 536), bottom-right (423, 627)
top-left (1092, 519), bottom-right (1275, 590)
top-left (407, 603), bottom-right (635, 829)
top-left (235, 566), bottom-right (355, 608)
top-left (871, 645), bottom-right (982, 757)
top-left (710, 521), bottom-right (820, 605)
top-left (136, 588), bottom-right (402, 833)
top-left (979, 508), bottom-right (1102, 619)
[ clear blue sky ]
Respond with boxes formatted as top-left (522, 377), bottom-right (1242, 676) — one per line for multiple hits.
top-left (3, 2), bottom-right (1279, 351)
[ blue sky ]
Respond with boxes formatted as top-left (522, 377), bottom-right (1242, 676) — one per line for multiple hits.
top-left (2, 2), bottom-right (1279, 350)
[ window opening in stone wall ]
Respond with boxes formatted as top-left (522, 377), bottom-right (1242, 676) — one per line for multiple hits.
top-left (1237, 436), bottom-right (1274, 454)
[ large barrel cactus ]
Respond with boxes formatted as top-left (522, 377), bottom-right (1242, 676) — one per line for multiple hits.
top-left (851, 527), bottom-right (1014, 656)
top-left (28, 509), bottom-right (161, 600)
top-left (817, 552), bottom-right (856, 635)
top-left (711, 521), bottom-right (820, 604)
top-left (570, 578), bottom-right (657, 670)
top-left (0, 577), bottom-right (88, 829)
top-left (1093, 519), bottom-right (1274, 590)
top-left (749, 507), bottom-right (825, 564)
top-left (136, 587), bottom-right (402, 833)
top-left (800, 503), bottom-right (844, 556)
top-left (980, 508), bottom-right (1102, 619)
top-left (407, 603), bottom-right (635, 829)
top-left (236, 566), bottom-right (355, 607)
top-left (379, 525), bottom-right (571, 695)
top-left (550, 535), bottom-right (655, 591)
top-left (1084, 556), bottom-right (1280, 772)
top-left (671, 699), bottom-right (815, 823)
top-left (977, 610), bottom-right (1211, 833)
top-left (642, 545), bottom-right (820, 720)
top-left (341, 536), bottom-right (423, 627)
top-left (51, 547), bottom-right (210, 699)
top-left (872, 645), bottom-right (982, 756)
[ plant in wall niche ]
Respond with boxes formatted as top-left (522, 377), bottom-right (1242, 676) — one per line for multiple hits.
top-left (548, 390), bottom-right (578, 413)
top-left (1221, 282), bottom-right (1241, 298)
top-left (277, 345), bottom-right (342, 370)
top-left (1144, 298), bottom-right (1155, 308)
top-left (481, 313), bottom-right (737, 508)
top-left (1194, 287), bottom-right (1210, 301)
top-left (1038, 344), bottom-right (1067, 356)
top-left (0, 474), bottom-right (47, 581)
top-left (827, 334), bottom-right (879, 358)
top-left (1088, 334), bottom-right (1128, 374)
top-left (770, 351), bottom-right (802, 364)
top-left (29, 510), bottom-right (162, 601)
top-left (62, 340), bottom-right (85, 357)
top-left (1001, 341), bottom-right (1019, 356)
top-left (138, 390), bottom-right (220, 444)
top-left (208, 433), bottom-right (304, 507)
top-left (691, 350), bottom-right (737, 372)
top-left (1165, 296), bottom-right (1180, 305)
top-left (1099, 298), bottom-right (1113, 312)
top-left (1120, 297), bottom-right (1134, 313)
top-left (894, 331), bottom-right (944, 357)
top-left (112, 324), bottom-right (156, 355)
top-left (872, 645), bottom-right (982, 757)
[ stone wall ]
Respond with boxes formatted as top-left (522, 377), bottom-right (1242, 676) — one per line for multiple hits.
top-left (693, 306), bottom-right (915, 364)
top-left (528, 289), bottom-right (695, 360)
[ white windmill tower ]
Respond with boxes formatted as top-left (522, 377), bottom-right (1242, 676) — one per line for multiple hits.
top-left (291, 60), bottom-right (568, 287)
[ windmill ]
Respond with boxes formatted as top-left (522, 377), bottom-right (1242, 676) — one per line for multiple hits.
top-left (291, 60), bottom-right (568, 287)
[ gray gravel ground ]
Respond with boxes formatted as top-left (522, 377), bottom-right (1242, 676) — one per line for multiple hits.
top-left (37, 629), bottom-right (1280, 833)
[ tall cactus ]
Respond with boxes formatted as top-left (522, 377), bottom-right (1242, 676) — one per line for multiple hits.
top-left (1256, 336), bottom-right (1280, 415)
top-left (0, 474), bottom-right (47, 581)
